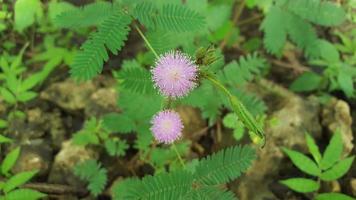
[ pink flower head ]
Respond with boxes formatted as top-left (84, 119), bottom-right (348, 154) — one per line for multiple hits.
top-left (151, 51), bottom-right (198, 98)
top-left (150, 110), bottom-right (183, 144)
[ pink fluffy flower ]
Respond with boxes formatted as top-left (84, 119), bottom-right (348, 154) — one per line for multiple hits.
top-left (151, 51), bottom-right (198, 98)
top-left (150, 110), bottom-right (183, 144)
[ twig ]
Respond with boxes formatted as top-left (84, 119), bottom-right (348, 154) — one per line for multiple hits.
top-left (22, 183), bottom-right (87, 196)
top-left (271, 59), bottom-right (310, 74)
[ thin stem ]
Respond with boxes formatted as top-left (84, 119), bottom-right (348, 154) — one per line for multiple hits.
top-left (201, 72), bottom-right (231, 97)
top-left (172, 143), bottom-right (185, 168)
top-left (134, 24), bottom-right (159, 59)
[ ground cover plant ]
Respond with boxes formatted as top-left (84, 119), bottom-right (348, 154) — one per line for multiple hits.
top-left (0, 0), bottom-right (355, 199)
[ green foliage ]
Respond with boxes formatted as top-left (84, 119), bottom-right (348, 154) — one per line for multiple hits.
top-left (0, 146), bottom-right (45, 200)
top-left (315, 193), bottom-right (356, 200)
top-left (133, 2), bottom-right (206, 32)
top-left (74, 159), bottom-right (107, 197)
top-left (194, 145), bottom-right (256, 185)
top-left (1, 147), bottom-right (21, 177)
top-left (112, 145), bottom-right (255, 200)
top-left (115, 60), bottom-right (155, 95)
top-left (53, 2), bottom-right (115, 28)
top-left (72, 117), bottom-right (129, 157)
top-left (262, 0), bottom-right (346, 57)
top-left (70, 11), bottom-right (131, 80)
top-left (219, 53), bottom-right (267, 86)
top-left (14, 0), bottom-right (43, 32)
top-left (287, 0), bottom-right (346, 26)
top-left (280, 178), bottom-right (320, 193)
top-left (280, 131), bottom-right (354, 198)
top-left (290, 72), bottom-right (322, 92)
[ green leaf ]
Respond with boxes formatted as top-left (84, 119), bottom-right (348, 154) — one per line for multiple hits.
top-left (315, 193), bottom-right (355, 200)
top-left (290, 72), bottom-right (322, 92)
top-left (70, 12), bottom-right (131, 81)
top-left (0, 134), bottom-right (12, 143)
top-left (1, 147), bottom-right (21, 176)
top-left (280, 178), bottom-right (320, 193)
top-left (116, 170), bottom-right (193, 199)
top-left (194, 145), bottom-right (256, 185)
top-left (305, 133), bottom-right (322, 165)
top-left (320, 131), bottom-right (343, 170)
top-left (261, 6), bottom-right (288, 56)
top-left (14, 0), bottom-right (43, 32)
top-left (115, 60), bottom-right (155, 95)
top-left (72, 131), bottom-right (99, 146)
top-left (0, 119), bottom-right (8, 128)
top-left (0, 87), bottom-right (16, 104)
top-left (133, 2), bottom-right (206, 32)
top-left (5, 188), bottom-right (46, 200)
top-left (338, 69), bottom-right (354, 98)
top-left (222, 113), bottom-right (238, 129)
top-left (320, 156), bottom-right (354, 181)
top-left (17, 91), bottom-right (37, 102)
top-left (88, 168), bottom-right (107, 196)
top-left (3, 170), bottom-right (38, 193)
top-left (102, 113), bottom-right (135, 134)
top-left (287, 0), bottom-right (346, 26)
top-left (53, 2), bottom-right (115, 29)
top-left (282, 148), bottom-right (320, 176)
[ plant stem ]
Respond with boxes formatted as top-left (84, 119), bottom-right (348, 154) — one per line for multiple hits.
top-left (134, 24), bottom-right (159, 59)
top-left (201, 71), bottom-right (231, 97)
top-left (172, 143), bottom-right (185, 168)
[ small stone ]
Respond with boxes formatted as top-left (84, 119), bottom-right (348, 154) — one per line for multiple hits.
top-left (85, 87), bottom-right (119, 117)
top-left (48, 140), bottom-right (99, 187)
top-left (40, 79), bottom-right (95, 111)
top-left (12, 139), bottom-right (52, 177)
top-left (351, 179), bottom-right (356, 197)
top-left (321, 98), bottom-right (354, 154)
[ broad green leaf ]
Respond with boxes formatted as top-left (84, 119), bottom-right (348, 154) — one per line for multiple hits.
top-left (318, 40), bottom-right (340, 63)
top-left (0, 87), bottom-right (16, 104)
top-left (290, 72), bottom-right (322, 92)
top-left (5, 188), bottom-right (46, 200)
top-left (0, 119), bottom-right (8, 128)
top-left (280, 178), bottom-right (320, 193)
top-left (72, 132), bottom-right (99, 146)
top-left (315, 193), bottom-right (355, 200)
top-left (3, 170), bottom-right (38, 193)
top-left (320, 132), bottom-right (343, 170)
top-left (282, 148), bottom-right (320, 176)
top-left (338, 69), bottom-right (354, 98)
top-left (14, 0), bottom-right (43, 32)
top-left (1, 147), bottom-right (21, 176)
top-left (17, 91), bottom-right (37, 102)
top-left (320, 156), bottom-right (354, 181)
top-left (222, 113), bottom-right (238, 129)
top-left (233, 122), bottom-right (245, 141)
top-left (305, 133), bottom-right (322, 165)
top-left (0, 134), bottom-right (12, 144)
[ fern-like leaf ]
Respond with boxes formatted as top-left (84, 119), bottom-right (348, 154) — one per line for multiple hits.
top-left (220, 53), bottom-right (267, 86)
top-left (70, 12), bottom-right (131, 81)
top-left (115, 60), bottom-right (155, 94)
top-left (287, 0), bottom-right (346, 26)
top-left (121, 170), bottom-right (194, 200)
top-left (185, 186), bottom-right (237, 200)
top-left (261, 6), bottom-right (288, 56)
top-left (286, 14), bottom-right (318, 58)
top-left (194, 145), bottom-right (256, 185)
top-left (74, 159), bottom-right (107, 197)
top-left (133, 2), bottom-right (205, 32)
top-left (54, 2), bottom-right (115, 28)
